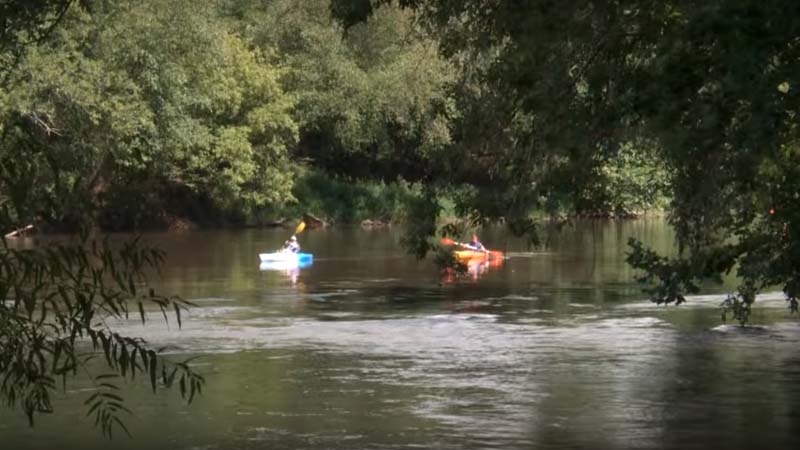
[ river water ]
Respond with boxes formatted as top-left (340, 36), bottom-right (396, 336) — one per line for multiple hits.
top-left (2, 220), bottom-right (800, 450)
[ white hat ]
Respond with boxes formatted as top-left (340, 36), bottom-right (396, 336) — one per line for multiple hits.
top-left (290, 235), bottom-right (297, 241)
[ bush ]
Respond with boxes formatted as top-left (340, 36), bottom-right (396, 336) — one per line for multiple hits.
top-left (260, 168), bottom-right (424, 225)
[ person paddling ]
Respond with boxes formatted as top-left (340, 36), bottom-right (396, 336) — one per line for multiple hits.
top-left (466, 234), bottom-right (486, 252)
top-left (280, 235), bottom-right (301, 254)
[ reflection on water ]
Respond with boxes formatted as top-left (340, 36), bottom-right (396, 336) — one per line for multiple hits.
top-left (466, 258), bottom-right (504, 280)
top-left (259, 260), bottom-right (313, 286)
top-left (3, 220), bottom-right (800, 450)
top-left (441, 258), bottom-right (505, 284)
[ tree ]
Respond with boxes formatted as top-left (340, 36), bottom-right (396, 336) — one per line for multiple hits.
top-left (227, 0), bottom-right (456, 182)
top-left (95, 0), bottom-right (299, 220)
top-left (333, 0), bottom-right (800, 322)
top-left (1, 0), bottom-right (299, 229)
top-left (1, 0), bottom-right (204, 435)
top-left (0, 0), bottom-right (74, 81)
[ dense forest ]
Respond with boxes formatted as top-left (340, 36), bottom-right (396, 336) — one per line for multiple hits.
top-left (0, 0), bottom-right (670, 233)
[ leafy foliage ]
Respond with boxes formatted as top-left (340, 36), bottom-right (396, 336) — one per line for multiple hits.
top-left (274, 167), bottom-right (424, 225)
top-left (228, 0), bottom-right (456, 182)
top-left (577, 141), bottom-right (671, 216)
top-left (332, 0), bottom-right (800, 320)
top-left (399, 188), bottom-right (441, 259)
top-left (2, 0), bottom-right (676, 234)
top-left (1, 0), bottom-right (298, 230)
top-left (1, 2), bottom-right (208, 435)
top-left (0, 0), bottom-right (74, 79)
top-left (0, 236), bottom-right (204, 436)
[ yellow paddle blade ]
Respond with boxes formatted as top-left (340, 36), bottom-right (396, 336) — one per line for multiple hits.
top-left (295, 221), bottom-right (306, 234)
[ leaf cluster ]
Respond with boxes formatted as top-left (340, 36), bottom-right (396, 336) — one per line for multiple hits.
top-left (1, 0), bottom-right (299, 230)
top-left (336, 1), bottom-right (800, 319)
top-left (0, 236), bottom-right (204, 436)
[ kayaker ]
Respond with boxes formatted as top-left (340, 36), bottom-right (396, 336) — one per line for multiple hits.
top-left (288, 235), bottom-right (300, 253)
top-left (466, 234), bottom-right (486, 252)
top-left (281, 235), bottom-right (301, 253)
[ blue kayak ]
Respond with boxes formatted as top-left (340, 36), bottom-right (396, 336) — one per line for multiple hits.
top-left (259, 259), bottom-right (313, 271)
top-left (258, 252), bottom-right (313, 263)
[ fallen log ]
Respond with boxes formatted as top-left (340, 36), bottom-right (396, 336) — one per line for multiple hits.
top-left (361, 219), bottom-right (390, 228)
top-left (262, 218), bottom-right (287, 228)
top-left (4, 224), bottom-right (36, 238)
top-left (302, 213), bottom-right (326, 229)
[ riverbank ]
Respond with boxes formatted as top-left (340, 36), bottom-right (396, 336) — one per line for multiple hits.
top-left (3, 167), bottom-right (669, 237)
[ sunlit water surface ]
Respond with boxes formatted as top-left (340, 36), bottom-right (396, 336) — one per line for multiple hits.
top-left (2, 220), bottom-right (800, 450)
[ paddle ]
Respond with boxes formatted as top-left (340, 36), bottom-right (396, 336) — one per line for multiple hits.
top-left (441, 237), bottom-right (471, 248)
top-left (441, 237), bottom-right (488, 253)
top-left (441, 237), bottom-right (458, 246)
top-left (278, 221), bottom-right (306, 252)
top-left (294, 221), bottom-right (306, 235)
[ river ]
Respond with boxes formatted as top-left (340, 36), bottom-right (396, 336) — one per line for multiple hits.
top-left (2, 219), bottom-right (800, 450)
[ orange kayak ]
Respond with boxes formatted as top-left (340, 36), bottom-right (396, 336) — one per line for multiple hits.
top-left (454, 250), bottom-right (504, 262)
